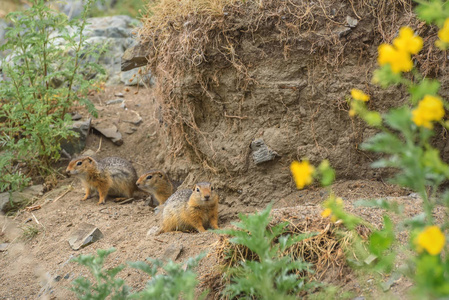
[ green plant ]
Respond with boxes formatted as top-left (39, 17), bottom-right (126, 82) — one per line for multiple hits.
top-left (71, 248), bottom-right (205, 300)
top-left (128, 253), bottom-right (206, 300)
top-left (217, 204), bottom-right (317, 300)
top-left (21, 224), bottom-right (40, 240)
top-left (290, 1), bottom-right (449, 298)
top-left (0, 0), bottom-right (104, 192)
top-left (71, 248), bottom-right (130, 300)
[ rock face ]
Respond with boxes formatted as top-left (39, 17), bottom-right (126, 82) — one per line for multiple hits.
top-left (79, 15), bottom-right (152, 85)
top-left (68, 223), bottom-right (103, 250)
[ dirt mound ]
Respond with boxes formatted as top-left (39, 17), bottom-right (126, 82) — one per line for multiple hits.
top-left (134, 0), bottom-right (449, 207)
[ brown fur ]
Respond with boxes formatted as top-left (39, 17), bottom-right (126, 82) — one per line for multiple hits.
top-left (161, 182), bottom-right (219, 233)
top-left (136, 170), bottom-right (174, 205)
top-left (66, 156), bottom-right (138, 205)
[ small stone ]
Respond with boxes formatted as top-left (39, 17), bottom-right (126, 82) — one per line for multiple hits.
top-left (1, 185), bottom-right (43, 213)
top-left (114, 92), bottom-right (124, 98)
top-left (54, 275), bottom-right (62, 282)
top-left (146, 226), bottom-right (160, 237)
top-left (72, 113), bottom-right (82, 121)
top-left (121, 110), bottom-right (142, 125)
top-left (120, 103), bottom-right (127, 109)
top-left (82, 149), bottom-right (96, 157)
top-left (381, 273), bottom-right (401, 292)
top-left (64, 273), bottom-right (71, 280)
top-left (0, 243), bottom-right (9, 252)
top-left (346, 16), bottom-right (358, 28)
top-left (106, 99), bottom-right (124, 105)
top-left (364, 254), bottom-right (377, 265)
top-left (250, 138), bottom-right (279, 165)
top-left (68, 223), bottom-right (104, 250)
top-left (92, 122), bottom-right (123, 146)
top-left (162, 244), bottom-right (183, 261)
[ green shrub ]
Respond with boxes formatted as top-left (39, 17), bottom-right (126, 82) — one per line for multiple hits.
top-left (71, 248), bottom-right (205, 300)
top-left (217, 204), bottom-right (318, 300)
top-left (0, 0), bottom-right (104, 192)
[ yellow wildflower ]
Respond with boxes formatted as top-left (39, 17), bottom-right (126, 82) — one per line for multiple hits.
top-left (412, 95), bottom-right (445, 129)
top-left (393, 27), bottom-right (423, 55)
top-left (290, 160), bottom-right (315, 190)
top-left (321, 208), bottom-right (332, 218)
top-left (336, 197), bottom-right (344, 206)
top-left (348, 109), bottom-right (356, 117)
top-left (415, 226), bottom-right (445, 255)
top-left (438, 18), bottom-right (449, 43)
top-left (351, 89), bottom-right (370, 102)
top-left (378, 44), bottom-right (413, 74)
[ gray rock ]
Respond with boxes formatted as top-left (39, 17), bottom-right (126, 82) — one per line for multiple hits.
top-left (71, 113), bottom-right (83, 121)
top-left (121, 67), bottom-right (153, 86)
top-left (162, 244), bottom-right (183, 261)
top-left (0, 185), bottom-right (43, 213)
top-left (92, 122), bottom-right (123, 145)
top-left (250, 138), bottom-right (279, 165)
top-left (82, 149), bottom-right (96, 157)
top-left (106, 99), bottom-right (124, 105)
top-left (68, 223), bottom-right (103, 250)
top-left (121, 110), bottom-right (142, 125)
top-left (60, 118), bottom-right (92, 155)
top-left (146, 226), bottom-right (160, 237)
top-left (381, 272), bottom-right (401, 292)
top-left (0, 243), bottom-right (9, 252)
top-left (346, 16), bottom-right (358, 28)
top-left (114, 92), bottom-right (124, 98)
top-left (121, 43), bottom-right (149, 71)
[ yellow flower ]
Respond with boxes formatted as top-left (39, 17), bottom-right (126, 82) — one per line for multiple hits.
top-left (336, 197), bottom-right (344, 206)
top-left (321, 208), bottom-right (332, 218)
top-left (393, 27), bottom-right (423, 55)
top-left (378, 44), bottom-right (413, 74)
top-left (348, 109), bottom-right (356, 117)
top-left (351, 89), bottom-right (370, 102)
top-left (438, 18), bottom-right (449, 43)
top-left (412, 95), bottom-right (445, 129)
top-left (290, 160), bottom-right (315, 190)
top-left (415, 226), bottom-right (445, 255)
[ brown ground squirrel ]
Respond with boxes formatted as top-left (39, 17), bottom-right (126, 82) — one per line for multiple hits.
top-left (160, 182), bottom-right (219, 233)
top-left (66, 156), bottom-right (138, 205)
top-left (136, 170), bottom-right (175, 205)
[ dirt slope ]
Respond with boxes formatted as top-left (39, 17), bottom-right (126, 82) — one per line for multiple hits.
top-left (0, 85), bottom-right (435, 299)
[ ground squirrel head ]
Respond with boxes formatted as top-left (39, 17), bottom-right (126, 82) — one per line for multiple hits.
top-left (66, 156), bottom-right (97, 176)
top-left (136, 170), bottom-right (170, 192)
top-left (191, 182), bottom-right (215, 202)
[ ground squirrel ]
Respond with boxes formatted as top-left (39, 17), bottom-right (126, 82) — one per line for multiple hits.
top-left (136, 170), bottom-right (175, 205)
top-left (160, 182), bottom-right (219, 233)
top-left (66, 156), bottom-right (138, 205)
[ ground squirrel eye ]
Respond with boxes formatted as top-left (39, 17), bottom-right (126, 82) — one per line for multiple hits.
top-left (76, 161), bottom-right (82, 166)
top-left (196, 187), bottom-right (200, 192)
top-left (146, 175), bottom-right (152, 180)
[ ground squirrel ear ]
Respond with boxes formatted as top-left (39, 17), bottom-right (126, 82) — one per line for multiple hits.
top-left (86, 156), bottom-right (94, 163)
top-left (158, 172), bottom-right (163, 178)
top-left (192, 185), bottom-right (197, 191)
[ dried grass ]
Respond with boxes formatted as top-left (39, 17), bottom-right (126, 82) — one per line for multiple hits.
top-left (202, 206), bottom-right (372, 298)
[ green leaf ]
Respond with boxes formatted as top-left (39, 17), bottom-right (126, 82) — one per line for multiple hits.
top-left (369, 216), bottom-right (394, 256)
top-left (409, 79), bottom-right (440, 105)
top-left (415, 0), bottom-right (449, 27)
top-left (372, 64), bottom-right (403, 88)
top-left (361, 132), bottom-right (404, 154)
top-left (383, 106), bottom-right (413, 135)
top-left (318, 160), bottom-right (336, 186)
